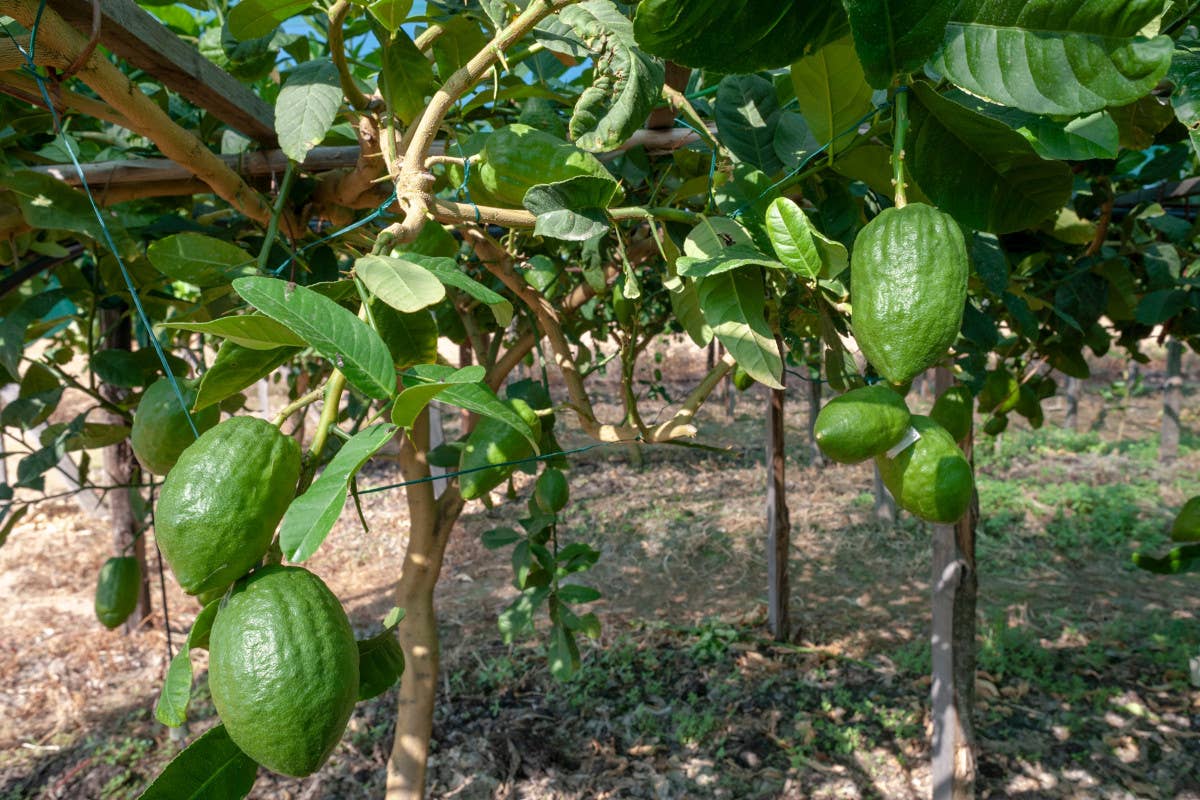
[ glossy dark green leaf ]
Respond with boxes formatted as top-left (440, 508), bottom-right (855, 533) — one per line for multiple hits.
top-left (482, 527), bottom-right (522, 549)
top-left (378, 29), bottom-right (438, 125)
top-left (154, 650), bottom-right (192, 728)
top-left (357, 629), bottom-right (406, 701)
top-left (932, 0), bottom-right (1172, 115)
top-left (146, 234), bottom-right (256, 288)
top-left (843, 0), bottom-right (957, 88)
top-left (696, 268), bottom-right (783, 389)
top-left (716, 75), bottom-right (783, 174)
top-left (164, 316), bottom-right (306, 350)
top-left (136, 724), bottom-right (258, 800)
top-left (233, 277), bottom-right (395, 400)
top-left (633, 0), bottom-right (847, 73)
top-left (280, 424), bottom-right (398, 562)
top-left (557, 1), bottom-right (665, 152)
top-left (907, 82), bottom-right (1073, 233)
top-left (194, 342), bottom-right (300, 411)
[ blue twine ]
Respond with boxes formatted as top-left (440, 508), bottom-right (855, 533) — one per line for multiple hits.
top-left (453, 140), bottom-right (481, 223)
top-left (271, 190), bottom-right (397, 275)
top-left (6, 6), bottom-right (200, 438)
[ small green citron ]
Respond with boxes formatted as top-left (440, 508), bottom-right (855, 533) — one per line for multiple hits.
top-left (814, 384), bottom-right (911, 464)
top-left (473, 124), bottom-right (624, 208)
top-left (851, 203), bottom-right (968, 384)
top-left (155, 417), bottom-right (301, 595)
top-left (534, 468), bottom-right (570, 513)
top-left (130, 378), bottom-right (219, 475)
top-left (1171, 496), bottom-right (1200, 542)
top-left (208, 566), bottom-right (359, 777)
top-left (459, 399), bottom-right (542, 500)
top-left (875, 415), bottom-right (973, 524)
top-left (731, 365), bottom-right (755, 392)
top-left (929, 385), bottom-right (974, 443)
top-left (94, 556), bottom-right (141, 629)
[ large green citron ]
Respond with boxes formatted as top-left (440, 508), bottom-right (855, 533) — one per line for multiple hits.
top-left (814, 384), bottom-right (911, 464)
top-left (155, 417), bottom-right (301, 595)
top-left (130, 378), bottom-right (219, 475)
top-left (851, 203), bottom-right (968, 384)
top-left (458, 399), bottom-right (541, 500)
top-left (875, 415), bottom-right (973, 524)
top-left (208, 565), bottom-right (359, 777)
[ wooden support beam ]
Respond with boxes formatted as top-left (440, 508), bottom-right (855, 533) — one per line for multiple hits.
top-left (51, 0), bottom-right (276, 143)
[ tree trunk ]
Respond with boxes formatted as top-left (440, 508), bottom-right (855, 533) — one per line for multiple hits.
top-left (101, 308), bottom-right (150, 632)
top-left (806, 366), bottom-right (824, 466)
top-left (386, 408), bottom-right (465, 800)
top-left (765, 383), bottom-right (790, 641)
top-left (931, 369), bottom-right (978, 800)
top-left (1161, 339), bottom-right (1183, 463)
top-left (1064, 376), bottom-right (1080, 432)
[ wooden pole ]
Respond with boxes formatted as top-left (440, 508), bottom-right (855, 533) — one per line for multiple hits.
top-left (805, 363), bottom-right (824, 466)
top-left (765, 381), bottom-right (790, 640)
top-left (931, 368), bottom-right (978, 800)
top-left (1161, 339), bottom-right (1183, 462)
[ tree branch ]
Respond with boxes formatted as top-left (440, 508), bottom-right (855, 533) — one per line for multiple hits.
top-left (7, 0), bottom-right (285, 232)
top-left (328, 0), bottom-right (371, 112)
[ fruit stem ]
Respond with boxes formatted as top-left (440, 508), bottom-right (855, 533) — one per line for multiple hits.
top-left (271, 386), bottom-right (326, 428)
top-left (891, 85), bottom-right (909, 209)
top-left (308, 369), bottom-right (348, 465)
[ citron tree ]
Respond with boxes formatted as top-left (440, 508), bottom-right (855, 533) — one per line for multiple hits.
top-left (0, 1), bottom-right (1197, 799)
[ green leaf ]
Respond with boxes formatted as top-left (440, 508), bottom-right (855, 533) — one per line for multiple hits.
top-left (1132, 544), bottom-right (1200, 575)
top-left (279, 424), bottom-right (398, 562)
top-left (789, 36), bottom-right (874, 157)
top-left (843, 0), bottom-right (957, 89)
top-left (93, 349), bottom-right (152, 388)
top-left (432, 14), bottom-right (488, 78)
top-left (390, 383), bottom-right (451, 429)
top-left (367, 0), bottom-right (413, 31)
top-left (765, 197), bottom-right (823, 280)
top-left (164, 316), bottom-right (305, 350)
top-left (676, 246), bottom-right (786, 278)
top-left (683, 217), bottom-right (757, 257)
top-left (557, 1), bottom-right (665, 152)
top-left (402, 365), bottom-right (540, 450)
top-left (39, 422), bottom-right (130, 452)
top-left (1135, 289), bottom-right (1191, 324)
top-left (907, 82), bottom-right (1073, 234)
top-left (481, 527), bottom-right (522, 549)
top-left (557, 584), bottom-right (601, 604)
top-left (228, 0), bottom-right (311, 39)
top-left (154, 650), bottom-right (192, 728)
top-left (356, 255), bottom-right (446, 313)
top-left (402, 255), bottom-right (513, 326)
top-left (715, 75), bottom-right (784, 174)
top-left (233, 277), bottom-right (395, 400)
top-left (547, 623), bottom-right (581, 679)
top-left (1, 171), bottom-right (105, 242)
top-left (357, 629), bottom-right (405, 701)
top-left (194, 341), bottom-right (299, 411)
top-left (1109, 94), bottom-right (1176, 150)
top-left (0, 506), bottom-right (29, 550)
top-left (136, 724), bottom-right (258, 800)
top-left (696, 269), bottom-right (783, 389)
top-left (275, 59), bottom-right (342, 163)
top-left (932, 0), bottom-right (1173, 116)
top-left (1172, 68), bottom-right (1200, 162)
top-left (523, 175), bottom-right (619, 241)
top-left (378, 29), bottom-right (437, 125)
top-left (633, 0), bottom-right (848, 73)
top-left (147, 234), bottom-right (256, 288)
top-left (188, 600), bottom-right (220, 651)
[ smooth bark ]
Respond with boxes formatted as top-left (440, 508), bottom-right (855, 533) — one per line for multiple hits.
top-left (765, 383), bottom-right (790, 640)
top-left (1161, 340), bottom-right (1183, 462)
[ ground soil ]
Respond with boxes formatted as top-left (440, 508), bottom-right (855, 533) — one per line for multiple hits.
top-left (1, 344), bottom-right (1198, 799)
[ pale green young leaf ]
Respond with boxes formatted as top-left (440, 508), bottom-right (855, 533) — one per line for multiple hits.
top-left (356, 256), bottom-right (446, 313)
top-left (790, 36), bottom-right (874, 156)
top-left (276, 59), bottom-right (342, 163)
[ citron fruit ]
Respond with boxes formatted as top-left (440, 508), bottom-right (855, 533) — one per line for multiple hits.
top-left (875, 415), bottom-right (973, 524)
top-left (814, 384), bottom-right (911, 464)
top-left (94, 556), bottom-right (141, 629)
top-left (130, 378), bottom-right (219, 475)
top-left (1171, 496), bottom-right (1200, 542)
top-left (208, 566), bottom-right (359, 777)
top-left (929, 385), bottom-right (973, 443)
top-left (155, 417), bottom-right (301, 595)
top-left (534, 468), bottom-right (570, 513)
top-left (851, 204), bottom-right (967, 384)
top-left (459, 399), bottom-right (541, 500)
